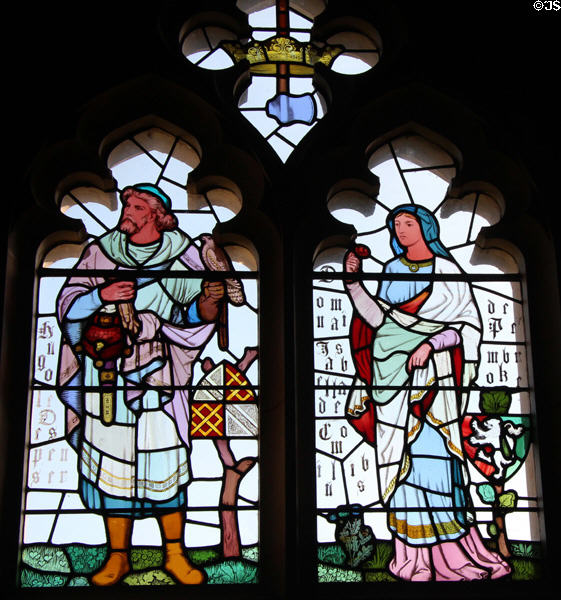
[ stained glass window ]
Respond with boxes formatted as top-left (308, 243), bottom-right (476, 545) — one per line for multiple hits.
top-left (313, 135), bottom-right (542, 583)
top-left (19, 127), bottom-right (260, 587)
top-left (9, 2), bottom-right (556, 596)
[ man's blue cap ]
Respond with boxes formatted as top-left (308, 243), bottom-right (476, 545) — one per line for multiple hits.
top-left (122, 183), bottom-right (172, 211)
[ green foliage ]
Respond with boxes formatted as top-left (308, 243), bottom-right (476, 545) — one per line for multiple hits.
top-left (511, 558), bottom-right (541, 581)
top-left (21, 545), bottom-right (70, 573)
top-left (68, 577), bottom-right (90, 586)
top-left (476, 483), bottom-right (496, 505)
top-left (123, 569), bottom-right (175, 586)
top-left (511, 542), bottom-right (541, 559)
top-left (342, 536), bottom-right (374, 568)
top-left (335, 515), bottom-right (374, 567)
top-left (205, 559), bottom-right (258, 584)
top-left (362, 542), bottom-right (393, 569)
top-left (19, 542), bottom-right (264, 587)
top-left (131, 547), bottom-right (164, 570)
top-left (66, 545), bottom-right (106, 574)
top-left (317, 563), bottom-right (362, 583)
top-left (189, 548), bottom-right (221, 565)
top-left (487, 523), bottom-right (498, 538)
top-left (242, 545), bottom-right (259, 563)
top-left (498, 490), bottom-right (518, 509)
top-left (317, 543), bottom-right (346, 566)
top-left (480, 390), bottom-right (511, 415)
top-left (20, 569), bottom-right (68, 587)
top-left (476, 485), bottom-right (518, 511)
top-left (365, 571), bottom-right (397, 582)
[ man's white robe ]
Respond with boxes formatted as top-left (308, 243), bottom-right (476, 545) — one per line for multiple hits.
top-left (57, 230), bottom-right (215, 505)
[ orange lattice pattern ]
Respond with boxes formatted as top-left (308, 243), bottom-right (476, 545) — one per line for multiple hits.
top-left (225, 364), bottom-right (255, 402)
top-left (191, 403), bottom-right (224, 437)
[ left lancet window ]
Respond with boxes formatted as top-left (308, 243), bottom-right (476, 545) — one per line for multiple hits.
top-left (20, 127), bottom-right (260, 587)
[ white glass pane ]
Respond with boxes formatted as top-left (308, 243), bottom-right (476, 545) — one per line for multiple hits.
top-left (289, 10), bottom-right (313, 29)
top-left (437, 208), bottom-right (474, 248)
top-left (23, 514), bottom-right (57, 544)
top-left (227, 306), bottom-right (259, 356)
top-left (131, 518), bottom-right (161, 546)
top-left (37, 277), bottom-right (65, 314)
top-left (159, 179), bottom-right (189, 211)
top-left (239, 76), bottom-right (277, 108)
top-left (370, 159), bottom-right (410, 209)
top-left (331, 53), bottom-right (377, 74)
top-left (248, 6), bottom-right (276, 27)
top-left (403, 169), bottom-right (449, 211)
top-left (187, 49), bottom-right (210, 64)
top-left (241, 109), bottom-right (279, 136)
top-left (111, 153), bottom-right (162, 188)
top-left (198, 48), bottom-right (234, 70)
top-left (288, 76), bottom-right (314, 94)
top-left (176, 212), bottom-right (218, 236)
top-left (278, 121), bottom-right (312, 144)
top-left (230, 439), bottom-right (258, 463)
top-left (238, 510), bottom-right (259, 544)
top-left (185, 521), bottom-right (221, 547)
top-left (52, 513), bottom-right (106, 544)
top-left (314, 92), bottom-right (326, 118)
top-left (253, 29), bottom-right (274, 41)
top-left (267, 135), bottom-right (294, 161)
top-left (163, 155), bottom-right (194, 186)
top-left (190, 440), bottom-right (223, 478)
top-left (26, 491), bottom-right (62, 510)
top-left (238, 462), bottom-right (259, 501)
top-left (505, 511), bottom-right (540, 542)
top-left (291, 30), bottom-right (310, 41)
top-left (60, 493), bottom-right (85, 509)
top-left (188, 480), bottom-right (223, 507)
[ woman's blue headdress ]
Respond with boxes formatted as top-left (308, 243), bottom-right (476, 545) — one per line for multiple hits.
top-left (387, 204), bottom-right (450, 258)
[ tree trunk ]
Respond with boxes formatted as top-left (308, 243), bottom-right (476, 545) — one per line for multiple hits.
top-left (202, 348), bottom-right (259, 558)
top-left (215, 439), bottom-right (256, 557)
top-left (493, 484), bottom-right (511, 558)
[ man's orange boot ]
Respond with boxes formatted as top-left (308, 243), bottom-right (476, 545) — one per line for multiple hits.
top-left (160, 511), bottom-right (205, 584)
top-left (91, 551), bottom-right (131, 586)
top-left (164, 541), bottom-right (205, 584)
top-left (91, 517), bottom-right (132, 586)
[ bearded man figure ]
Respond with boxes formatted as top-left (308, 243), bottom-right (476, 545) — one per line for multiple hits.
top-left (56, 183), bottom-right (228, 585)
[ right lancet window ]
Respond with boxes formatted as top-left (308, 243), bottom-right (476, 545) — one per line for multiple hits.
top-left (313, 135), bottom-right (542, 583)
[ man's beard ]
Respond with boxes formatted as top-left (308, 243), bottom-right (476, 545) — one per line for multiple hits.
top-left (119, 217), bottom-right (141, 234)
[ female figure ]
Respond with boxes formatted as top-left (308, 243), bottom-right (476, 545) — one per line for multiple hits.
top-left (344, 204), bottom-right (511, 581)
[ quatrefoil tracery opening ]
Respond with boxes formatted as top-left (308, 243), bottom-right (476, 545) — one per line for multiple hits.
top-left (180, 0), bottom-right (381, 161)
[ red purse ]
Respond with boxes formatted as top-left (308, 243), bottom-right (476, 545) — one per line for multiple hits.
top-left (80, 312), bottom-right (129, 363)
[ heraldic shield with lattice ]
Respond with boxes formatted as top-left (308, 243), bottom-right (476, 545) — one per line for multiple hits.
top-left (192, 359), bottom-right (258, 438)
